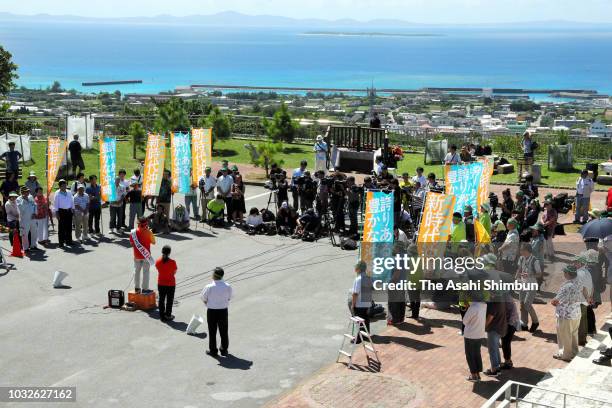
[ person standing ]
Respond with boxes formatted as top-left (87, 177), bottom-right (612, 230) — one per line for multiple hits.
top-left (500, 294), bottom-right (520, 370)
top-left (33, 187), bottom-right (50, 245)
top-left (157, 170), bottom-right (173, 219)
top-left (68, 134), bottom-right (85, 175)
top-left (522, 131), bottom-right (534, 160)
top-left (313, 135), bottom-right (328, 173)
top-left (184, 179), bottom-right (199, 221)
top-left (198, 167), bottom-right (216, 222)
top-left (516, 244), bottom-right (541, 332)
top-left (484, 294), bottom-right (507, 377)
top-left (498, 218), bottom-right (520, 274)
top-left (478, 203), bottom-right (492, 236)
top-left (574, 170), bottom-right (594, 224)
top-left (444, 145), bottom-right (460, 165)
top-left (462, 293), bottom-right (487, 382)
top-left (552, 265), bottom-right (582, 361)
top-left (109, 177), bottom-right (126, 234)
top-left (541, 200), bottom-right (558, 261)
top-left (351, 261), bottom-right (372, 342)
top-left (290, 161), bottom-right (307, 211)
top-left (126, 182), bottom-right (143, 229)
top-left (53, 179), bottom-right (74, 248)
top-left (86, 175), bottom-right (102, 235)
top-left (449, 212), bottom-right (466, 256)
top-left (201, 267), bottom-right (233, 357)
top-left (0, 142), bottom-right (23, 175)
top-left (16, 187), bottom-right (38, 252)
top-left (118, 169), bottom-right (130, 229)
top-left (129, 217), bottom-right (156, 293)
top-left (73, 184), bottom-right (89, 243)
top-left (216, 168), bottom-right (234, 222)
top-left (156, 245), bottom-right (177, 322)
top-left (25, 171), bottom-right (41, 195)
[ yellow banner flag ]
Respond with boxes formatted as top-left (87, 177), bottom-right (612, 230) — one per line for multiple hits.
top-left (477, 157), bottom-right (495, 209)
top-left (46, 138), bottom-right (66, 194)
top-left (191, 128), bottom-right (212, 185)
top-left (142, 133), bottom-right (166, 196)
top-left (474, 219), bottom-right (491, 244)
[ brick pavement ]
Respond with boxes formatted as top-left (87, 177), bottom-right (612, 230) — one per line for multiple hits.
top-left (267, 258), bottom-right (610, 408)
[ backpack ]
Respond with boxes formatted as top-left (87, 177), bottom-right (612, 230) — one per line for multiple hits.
top-left (340, 237), bottom-right (358, 250)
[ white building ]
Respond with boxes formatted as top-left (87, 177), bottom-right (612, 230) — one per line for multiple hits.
top-left (589, 120), bottom-right (612, 137)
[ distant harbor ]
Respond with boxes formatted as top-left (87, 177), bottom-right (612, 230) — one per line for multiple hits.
top-left (302, 31), bottom-right (444, 38)
top-left (82, 80), bottom-right (143, 87)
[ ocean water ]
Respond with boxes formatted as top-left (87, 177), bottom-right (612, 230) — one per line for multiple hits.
top-left (2, 20), bottom-right (612, 95)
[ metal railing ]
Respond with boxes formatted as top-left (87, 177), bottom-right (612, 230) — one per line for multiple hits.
top-left (482, 381), bottom-right (610, 408)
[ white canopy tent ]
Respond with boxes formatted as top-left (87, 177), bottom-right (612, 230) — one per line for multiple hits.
top-left (67, 115), bottom-right (95, 150)
top-left (0, 132), bottom-right (32, 162)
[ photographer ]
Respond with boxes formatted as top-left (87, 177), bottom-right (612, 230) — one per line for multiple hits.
top-left (330, 172), bottom-right (347, 233)
top-left (346, 176), bottom-right (362, 236)
top-left (291, 160), bottom-right (308, 212)
top-left (295, 208), bottom-right (321, 239)
top-left (301, 171), bottom-right (317, 211)
top-left (314, 170), bottom-right (329, 216)
top-left (276, 202), bottom-right (298, 235)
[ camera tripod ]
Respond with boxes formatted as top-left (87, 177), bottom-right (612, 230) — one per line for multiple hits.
top-left (320, 211), bottom-right (338, 247)
top-left (266, 189), bottom-right (279, 211)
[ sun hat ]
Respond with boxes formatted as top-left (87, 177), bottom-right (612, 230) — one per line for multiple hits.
top-left (77, 184), bottom-right (85, 190)
top-left (582, 249), bottom-right (599, 264)
top-left (529, 222), bottom-right (545, 232)
top-left (516, 190), bottom-right (525, 197)
top-left (480, 203), bottom-right (491, 212)
top-left (28, 171), bottom-right (36, 178)
top-left (316, 135), bottom-right (323, 141)
top-left (492, 220), bottom-right (506, 231)
top-left (9, 191), bottom-right (18, 197)
top-left (563, 264), bottom-right (577, 276)
top-left (464, 205), bottom-right (473, 213)
top-left (482, 253), bottom-right (497, 266)
top-left (507, 218), bottom-right (519, 228)
top-left (231, 165), bottom-right (239, 171)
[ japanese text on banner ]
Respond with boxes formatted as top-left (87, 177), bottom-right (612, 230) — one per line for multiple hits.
top-left (476, 157), bottom-right (494, 209)
top-left (46, 138), bottom-right (66, 194)
top-left (142, 134), bottom-right (166, 196)
top-left (99, 137), bottom-right (117, 202)
top-left (444, 162), bottom-right (483, 214)
top-left (171, 131), bottom-right (192, 194)
top-left (191, 128), bottom-right (212, 185)
top-left (417, 192), bottom-right (456, 259)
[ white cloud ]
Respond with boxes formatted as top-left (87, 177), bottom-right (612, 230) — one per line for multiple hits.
top-left (2, 0), bottom-right (612, 23)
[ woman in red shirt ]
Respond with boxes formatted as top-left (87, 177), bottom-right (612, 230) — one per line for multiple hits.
top-left (156, 245), bottom-right (177, 322)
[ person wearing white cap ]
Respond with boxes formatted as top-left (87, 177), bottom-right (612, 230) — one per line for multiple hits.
top-left (313, 135), bottom-right (328, 173)
top-left (16, 186), bottom-right (39, 252)
top-left (73, 183), bottom-right (89, 243)
top-left (25, 171), bottom-right (41, 195)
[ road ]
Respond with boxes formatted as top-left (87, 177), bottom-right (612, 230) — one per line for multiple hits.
top-left (0, 185), bottom-right (385, 408)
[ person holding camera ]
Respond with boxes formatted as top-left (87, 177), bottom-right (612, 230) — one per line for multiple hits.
top-left (330, 172), bottom-right (347, 233)
top-left (314, 170), bottom-right (329, 216)
top-left (301, 171), bottom-right (316, 212)
top-left (346, 176), bottom-right (361, 236)
top-left (291, 160), bottom-right (308, 212)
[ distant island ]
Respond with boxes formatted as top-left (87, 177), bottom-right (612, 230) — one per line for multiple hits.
top-left (302, 31), bottom-right (444, 38)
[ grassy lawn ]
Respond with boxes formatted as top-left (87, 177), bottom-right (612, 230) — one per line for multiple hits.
top-left (23, 138), bottom-right (592, 191)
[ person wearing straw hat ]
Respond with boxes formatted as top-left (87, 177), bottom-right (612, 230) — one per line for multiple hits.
top-left (313, 135), bottom-right (328, 173)
top-left (53, 179), bottom-right (75, 248)
top-left (202, 267), bottom-right (233, 357)
top-left (16, 186), bottom-right (39, 252)
top-left (5, 191), bottom-right (20, 244)
top-left (72, 183), bottom-right (89, 244)
top-left (572, 253), bottom-right (594, 345)
top-left (551, 264), bottom-right (582, 361)
top-left (491, 220), bottom-right (507, 249)
top-left (479, 203), bottom-right (492, 236)
top-left (25, 171), bottom-right (41, 196)
top-left (498, 218), bottom-right (520, 274)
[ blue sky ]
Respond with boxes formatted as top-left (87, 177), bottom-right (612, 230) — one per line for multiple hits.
top-left (2, 0), bottom-right (612, 24)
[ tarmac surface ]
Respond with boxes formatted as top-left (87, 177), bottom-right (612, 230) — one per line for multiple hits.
top-left (0, 186), bottom-right (384, 408)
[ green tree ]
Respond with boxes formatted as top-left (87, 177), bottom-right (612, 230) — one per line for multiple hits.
top-left (0, 45), bottom-right (18, 96)
top-left (199, 106), bottom-right (231, 150)
top-left (250, 139), bottom-right (284, 177)
top-left (129, 121), bottom-right (147, 159)
top-left (50, 81), bottom-right (63, 92)
top-left (263, 103), bottom-right (299, 142)
top-left (154, 98), bottom-right (190, 134)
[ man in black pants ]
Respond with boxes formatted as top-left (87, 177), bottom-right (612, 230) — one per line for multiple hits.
top-left (52, 179), bottom-right (74, 247)
top-left (351, 261), bottom-right (372, 343)
top-left (201, 267), bottom-right (233, 357)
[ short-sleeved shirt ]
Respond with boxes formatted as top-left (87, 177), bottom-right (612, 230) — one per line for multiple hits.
top-left (68, 140), bottom-right (82, 160)
top-left (158, 178), bottom-right (172, 203)
top-left (554, 279), bottom-right (582, 320)
top-left (86, 185), bottom-right (101, 210)
top-left (156, 258), bottom-right (177, 286)
top-left (1, 150), bottom-right (22, 171)
top-left (352, 273), bottom-right (372, 308)
top-left (129, 227), bottom-right (155, 260)
top-left (485, 301), bottom-right (507, 336)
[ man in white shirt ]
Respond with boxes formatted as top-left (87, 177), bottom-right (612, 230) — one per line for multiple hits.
top-left (216, 168), bottom-right (234, 222)
top-left (118, 169), bottom-right (131, 229)
top-left (201, 267), bottom-right (233, 357)
top-left (199, 167), bottom-right (217, 222)
top-left (53, 179), bottom-right (75, 247)
top-left (498, 218), bottom-right (520, 274)
top-left (463, 298), bottom-right (487, 382)
top-left (574, 170), bottom-right (594, 224)
top-left (313, 135), bottom-right (328, 173)
top-left (444, 145), bottom-right (460, 165)
top-left (412, 167), bottom-right (427, 187)
top-left (351, 261), bottom-right (372, 342)
top-left (16, 187), bottom-right (38, 252)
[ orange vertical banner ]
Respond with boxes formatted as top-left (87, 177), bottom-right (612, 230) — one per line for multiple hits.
top-left (477, 157), bottom-right (494, 209)
top-left (142, 133), bottom-right (166, 196)
top-left (46, 138), bottom-right (66, 194)
top-left (191, 128), bottom-right (212, 185)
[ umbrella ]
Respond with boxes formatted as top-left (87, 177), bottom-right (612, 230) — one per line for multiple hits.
top-left (580, 218), bottom-right (612, 240)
